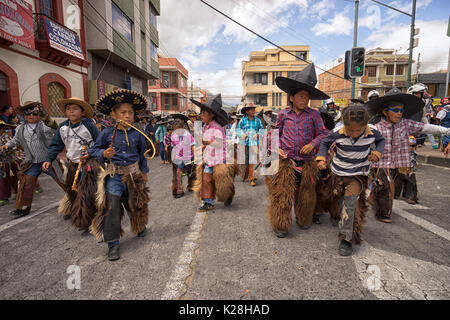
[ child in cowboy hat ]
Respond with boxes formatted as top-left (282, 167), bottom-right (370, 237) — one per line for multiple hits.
top-left (42, 97), bottom-right (100, 232)
top-left (367, 87), bottom-right (450, 223)
top-left (0, 102), bottom-right (56, 219)
top-left (190, 94), bottom-right (237, 212)
top-left (266, 63), bottom-right (330, 238)
top-left (89, 89), bottom-right (150, 261)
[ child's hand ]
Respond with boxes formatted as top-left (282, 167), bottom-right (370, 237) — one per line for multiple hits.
top-left (42, 161), bottom-right (51, 172)
top-left (368, 152), bottom-right (380, 162)
top-left (444, 144), bottom-right (450, 157)
top-left (300, 143), bottom-right (314, 155)
top-left (278, 148), bottom-right (287, 159)
top-left (103, 147), bottom-right (115, 159)
top-left (0, 145), bottom-right (8, 152)
top-left (317, 160), bottom-right (327, 170)
top-left (80, 150), bottom-right (90, 161)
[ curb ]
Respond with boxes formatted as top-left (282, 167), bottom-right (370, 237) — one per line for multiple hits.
top-left (417, 154), bottom-right (450, 168)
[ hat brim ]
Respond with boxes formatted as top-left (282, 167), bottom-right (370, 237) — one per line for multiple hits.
top-left (365, 93), bottom-right (424, 121)
top-left (95, 90), bottom-right (148, 115)
top-left (16, 102), bottom-right (43, 115)
top-left (275, 77), bottom-right (330, 100)
top-left (57, 98), bottom-right (94, 118)
top-left (190, 99), bottom-right (229, 126)
top-left (172, 114), bottom-right (190, 123)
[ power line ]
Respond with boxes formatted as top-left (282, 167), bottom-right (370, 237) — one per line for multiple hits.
top-left (198, 0), bottom-right (350, 82)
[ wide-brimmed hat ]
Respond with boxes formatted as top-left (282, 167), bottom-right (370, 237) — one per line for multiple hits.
top-left (0, 120), bottom-right (16, 128)
top-left (57, 97), bottom-right (94, 118)
top-left (275, 63), bottom-right (330, 100)
top-left (365, 87), bottom-right (424, 121)
top-left (16, 101), bottom-right (43, 115)
top-left (320, 112), bottom-right (336, 131)
top-left (187, 109), bottom-right (198, 117)
top-left (172, 113), bottom-right (190, 123)
top-left (190, 94), bottom-right (229, 126)
top-left (95, 89), bottom-right (148, 115)
top-left (350, 96), bottom-right (365, 104)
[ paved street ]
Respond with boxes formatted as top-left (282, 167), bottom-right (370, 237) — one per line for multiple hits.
top-left (0, 159), bottom-right (449, 300)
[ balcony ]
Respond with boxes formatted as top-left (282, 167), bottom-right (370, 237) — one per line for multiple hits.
top-left (33, 13), bottom-right (88, 67)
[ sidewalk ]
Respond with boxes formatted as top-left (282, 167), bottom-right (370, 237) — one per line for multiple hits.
top-left (416, 143), bottom-right (450, 168)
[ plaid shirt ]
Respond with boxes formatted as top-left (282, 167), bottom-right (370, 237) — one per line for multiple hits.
top-left (276, 106), bottom-right (328, 161)
top-left (372, 118), bottom-right (424, 169)
top-left (237, 115), bottom-right (262, 146)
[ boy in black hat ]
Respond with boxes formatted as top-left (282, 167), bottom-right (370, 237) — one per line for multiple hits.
top-left (89, 90), bottom-right (150, 261)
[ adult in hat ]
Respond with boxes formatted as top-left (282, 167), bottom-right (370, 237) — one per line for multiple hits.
top-left (89, 89), bottom-right (150, 261)
top-left (266, 63), bottom-right (330, 237)
top-left (190, 94), bottom-right (237, 212)
top-left (321, 98), bottom-right (340, 124)
top-left (172, 113), bottom-right (190, 124)
top-left (368, 87), bottom-right (450, 223)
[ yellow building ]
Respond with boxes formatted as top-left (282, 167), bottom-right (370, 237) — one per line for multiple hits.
top-left (242, 46), bottom-right (310, 110)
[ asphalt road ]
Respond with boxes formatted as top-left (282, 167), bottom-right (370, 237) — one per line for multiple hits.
top-left (0, 159), bottom-right (449, 300)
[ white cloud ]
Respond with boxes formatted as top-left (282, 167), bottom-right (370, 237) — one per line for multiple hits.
top-left (311, 12), bottom-right (353, 36)
top-left (364, 19), bottom-right (448, 74)
top-left (308, 0), bottom-right (336, 19)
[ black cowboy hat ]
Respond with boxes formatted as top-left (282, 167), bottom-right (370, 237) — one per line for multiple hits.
top-left (275, 63), bottom-right (330, 100)
top-left (95, 89), bottom-right (148, 115)
top-left (171, 113), bottom-right (190, 123)
top-left (16, 101), bottom-right (43, 115)
top-left (190, 94), bottom-right (229, 126)
top-left (351, 96), bottom-right (365, 104)
top-left (365, 87), bottom-right (424, 121)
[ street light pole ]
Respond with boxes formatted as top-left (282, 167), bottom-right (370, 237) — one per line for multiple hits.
top-left (351, 0), bottom-right (359, 99)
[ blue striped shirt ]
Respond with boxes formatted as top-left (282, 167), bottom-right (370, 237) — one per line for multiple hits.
top-left (317, 124), bottom-right (385, 176)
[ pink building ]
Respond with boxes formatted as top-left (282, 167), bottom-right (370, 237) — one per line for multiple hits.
top-left (148, 56), bottom-right (189, 113)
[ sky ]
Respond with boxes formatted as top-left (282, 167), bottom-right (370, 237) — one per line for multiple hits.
top-left (157, 0), bottom-right (450, 105)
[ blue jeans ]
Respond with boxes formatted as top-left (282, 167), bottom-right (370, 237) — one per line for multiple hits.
top-left (160, 142), bottom-right (167, 161)
top-left (25, 162), bottom-right (54, 178)
top-left (203, 164), bottom-right (214, 205)
top-left (106, 174), bottom-right (129, 197)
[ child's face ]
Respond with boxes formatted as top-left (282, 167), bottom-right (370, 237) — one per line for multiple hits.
top-left (344, 121), bottom-right (366, 138)
top-left (382, 105), bottom-right (404, 124)
top-left (200, 109), bottom-right (214, 124)
top-left (65, 104), bottom-right (85, 123)
top-left (111, 103), bottom-right (134, 124)
top-left (24, 107), bottom-right (40, 124)
top-left (290, 90), bottom-right (310, 110)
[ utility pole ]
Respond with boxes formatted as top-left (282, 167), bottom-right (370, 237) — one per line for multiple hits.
top-left (351, 0), bottom-right (360, 99)
top-left (407, 0), bottom-right (417, 88)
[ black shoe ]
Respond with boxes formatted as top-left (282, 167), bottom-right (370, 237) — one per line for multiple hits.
top-left (273, 229), bottom-right (288, 238)
top-left (312, 214), bottom-right (321, 224)
top-left (198, 203), bottom-right (215, 212)
top-left (174, 192), bottom-right (185, 199)
top-left (11, 207), bottom-right (30, 219)
top-left (137, 227), bottom-right (147, 237)
top-left (108, 245), bottom-right (120, 261)
top-left (224, 197), bottom-right (233, 207)
top-left (63, 214), bottom-right (71, 220)
top-left (296, 220), bottom-right (310, 230)
top-left (339, 240), bottom-right (353, 256)
top-left (377, 215), bottom-right (392, 223)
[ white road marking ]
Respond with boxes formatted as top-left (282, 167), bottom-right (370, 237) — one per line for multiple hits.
top-left (161, 210), bottom-right (208, 300)
top-left (393, 201), bottom-right (450, 242)
top-left (0, 202), bottom-right (59, 233)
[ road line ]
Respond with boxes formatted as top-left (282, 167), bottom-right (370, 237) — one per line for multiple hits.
top-left (0, 202), bottom-right (59, 233)
top-left (393, 202), bottom-right (450, 242)
top-left (161, 210), bottom-right (208, 300)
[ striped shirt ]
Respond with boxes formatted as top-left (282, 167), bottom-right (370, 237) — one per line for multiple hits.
top-left (6, 121), bottom-right (55, 163)
top-left (276, 106), bottom-right (329, 161)
top-left (317, 124), bottom-right (385, 176)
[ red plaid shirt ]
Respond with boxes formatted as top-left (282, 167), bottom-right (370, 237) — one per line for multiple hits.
top-left (372, 118), bottom-right (424, 169)
top-left (275, 106), bottom-right (328, 161)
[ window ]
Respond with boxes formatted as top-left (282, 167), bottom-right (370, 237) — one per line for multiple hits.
top-left (254, 73), bottom-right (267, 85)
top-left (141, 32), bottom-right (147, 66)
top-left (296, 51), bottom-right (307, 61)
top-left (367, 66), bottom-right (377, 77)
top-left (163, 94), bottom-right (170, 110)
top-left (38, 0), bottom-right (55, 18)
top-left (150, 41), bottom-right (158, 61)
top-left (272, 71), bottom-right (282, 85)
top-left (172, 94), bottom-right (178, 107)
top-left (112, 2), bottom-right (133, 42)
top-left (149, 3), bottom-right (157, 28)
top-left (386, 64), bottom-right (404, 76)
top-left (272, 93), bottom-right (282, 106)
top-left (47, 82), bottom-right (65, 117)
top-left (255, 94), bottom-right (267, 106)
top-left (162, 72), bottom-right (170, 88)
top-left (171, 72), bottom-right (178, 88)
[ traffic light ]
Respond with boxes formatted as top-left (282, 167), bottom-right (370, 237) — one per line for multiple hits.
top-left (350, 47), bottom-right (365, 78)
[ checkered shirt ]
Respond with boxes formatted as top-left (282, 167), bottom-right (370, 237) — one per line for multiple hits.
top-left (372, 118), bottom-right (424, 169)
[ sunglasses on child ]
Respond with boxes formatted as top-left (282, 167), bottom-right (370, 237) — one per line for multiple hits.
top-left (387, 107), bottom-right (404, 113)
top-left (24, 111), bottom-right (40, 116)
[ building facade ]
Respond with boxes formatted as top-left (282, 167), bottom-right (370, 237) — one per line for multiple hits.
top-left (318, 48), bottom-right (415, 105)
top-left (148, 56), bottom-right (188, 113)
top-left (242, 45), bottom-right (310, 109)
top-left (417, 70), bottom-right (450, 99)
top-left (85, 0), bottom-right (160, 109)
top-left (0, 0), bottom-right (90, 117)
